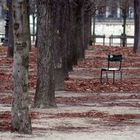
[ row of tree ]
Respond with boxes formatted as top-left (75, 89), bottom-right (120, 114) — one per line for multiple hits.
top-left (11, 0), bottom-right (93, 134)
top-left (2, 0), bottom-right (140, 134)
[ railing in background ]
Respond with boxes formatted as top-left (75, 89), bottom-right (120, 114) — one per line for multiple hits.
top-left (91, 34), bottom-right (134, 46)
top-left (93, 35), bottom-right (106, 46)
top-left (109, 35), bottom-right (134, 47)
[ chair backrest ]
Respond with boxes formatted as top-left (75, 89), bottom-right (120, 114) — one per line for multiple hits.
top-left (108, 54), bottom-right (122, 70)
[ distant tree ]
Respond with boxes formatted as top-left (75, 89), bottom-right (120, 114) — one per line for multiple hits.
top-left (29, 0), bottom-right (37, 43)
top-left (0, 0), bottom-right (7, 18)
top-left (82, 0), bottom-right (92, 49)
top-left (11, 0), bottom-right (32, 134)
top-left (107, 0), bottom-right (134, 46)
top-left (69, 0), bottom-right (86, 65)
top-left (27, 0), bottom-right (32, 50)
top-left (4, 0), bottom-right (9, 46)
top-left (68, 0), bottom-right (96, 65)
top-left (7, 0), bottom-right (14, 57)
top-left (88, 0), bottom-right (107, 43)
top-left (119, 0), bottom-right (133, 47)
top-left (54, 0), bottom-right (70, 90)
top-left (34, 0), bottom-right (56, 108)
top-left (69, 0), bottom-right (78, 65)
top-left (134, 0), bottom-right (140, 53)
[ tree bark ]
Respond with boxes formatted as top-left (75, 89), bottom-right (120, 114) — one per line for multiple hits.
top-left (122, 9), bottom-right (127, 47)
top-left (27, 0), bottom-right (32, 51)
top-left (83, 9), bottom-right (91, 49)
top-left (69, 2), bottom-right (78, 65)
top-left (54, 0), bottom-right (71, 90)
top-left (69, 0), bottom-right (85, 65)
top-left (92, 15), bottom-right (96, 44)
top-left (75, 2), bottom-right (85, 60)
top-left (11, 0), bottom-right (32, 134)
top-left (32, 13), bottom-right (36, 42)
top-left (30, 0), bottom-right (37, 44)
top-left (34, 0), bottom-right (56, 108)
top-left (4, 0), bottom-right (9, 46)
top-left (7, 0), bottom-right (14, 57)
top-left (134, 0), bottom-right (140, 53)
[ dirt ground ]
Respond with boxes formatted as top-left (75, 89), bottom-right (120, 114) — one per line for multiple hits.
top-left (0, 45), bottom-right (140, 139)
top-left (0, 91), bottom-right (140, 140)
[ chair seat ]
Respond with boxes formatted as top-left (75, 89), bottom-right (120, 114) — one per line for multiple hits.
top-left (102, 67), bottom-right (120, 71)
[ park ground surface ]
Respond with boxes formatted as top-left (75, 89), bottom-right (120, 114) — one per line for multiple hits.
top-left (0, 45), bottom-right (140, 140)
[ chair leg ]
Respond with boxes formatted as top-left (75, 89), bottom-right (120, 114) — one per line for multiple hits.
top-left (106, 71), bottom-right (108, 83)
top-left (100, 70), bottom-right (103, 84)
top-left (113, 71), bottom-right (115, 84)
top-left (120, 71), bottom-right (122, 81)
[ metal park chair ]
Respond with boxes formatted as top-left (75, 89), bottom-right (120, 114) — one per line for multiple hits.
top-left (100, 54), bottom-right (122, 84)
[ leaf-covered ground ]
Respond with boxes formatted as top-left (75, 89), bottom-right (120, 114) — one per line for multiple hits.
top-left (0, 45), bottom-right (140, 139)
top-left (0, 45), bottom-right (140, 93)
top-left (66, 45), bottom-right (140, 93)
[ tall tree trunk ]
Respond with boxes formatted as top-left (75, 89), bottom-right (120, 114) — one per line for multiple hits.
top-left (122, 9), bottom-right (127, 47)
top-left (63, 0), bottom-right (72, 73)
top-left (30, 0), bottom-right (36, 43)
top-left (69, 2), bottom-right (78, 65)
top-left (134, 0), bottom-right (140, 53)
top-left (7, 0), bottom-right (14, 57)
top-left (54, 1), bottom-right (67, 90)
top-left (4, 0), bottom-right (9, 46)
top-left (66, 2), bottom-right (74, 71)
top-left (34, 0), bottom-right (56, 108)
top-left (32, 13), bottom-right (36, 42)
top-left (54, 0), bottom-right (71, 90)
top-left (83, 10), bottom-right (91, 49)
top-left (35, 19), bottom-right (38, 48)
top-left (92, 15), bottom-right (96, 44)
top-left (11, 0), bottom-right (32, 134)
top-left (75, 2), bottom-right (85, 60)
top-left (27, 0), bottom-right (32, 51)
top-left (69, 0), bottom-right (85, 65)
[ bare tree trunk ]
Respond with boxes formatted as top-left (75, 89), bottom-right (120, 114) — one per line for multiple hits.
top-left (92, 15), bottom-right (96, 44)
top-left (11, 0), bottom-right (32, 134)
top-left (32, 14), bottom-right (36, 42)
top-left (27, 0), bottom-right (32, 51)
top-left (30, 0), bottom-right (37, 44)
top-left (69, 3), bottom-right (78, 65)
top-left (54, 1), bottom-right (65, 90)
top-left (69, 0), bottom-right (85, 65)
top-left (83, 10), bottom-right (91, 49)
top-left (134, 0), bottom-right (140, 53)
top-left (75, 2), bottom-right (85, 60)
top-left (34, 0), bottom-right (56, 108)
top-left (54, 0), bottom-right (72, 90)
top-left (4, 0), bottom-right (9, 46)
top-left (35, 14), bottom-right (38, 48)
top-left (63, 0), bottom-right (71, 73)
top-left (7, 0), bottom-right (14, 57)
top-left (122, 9), bottom-right (127, 47)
